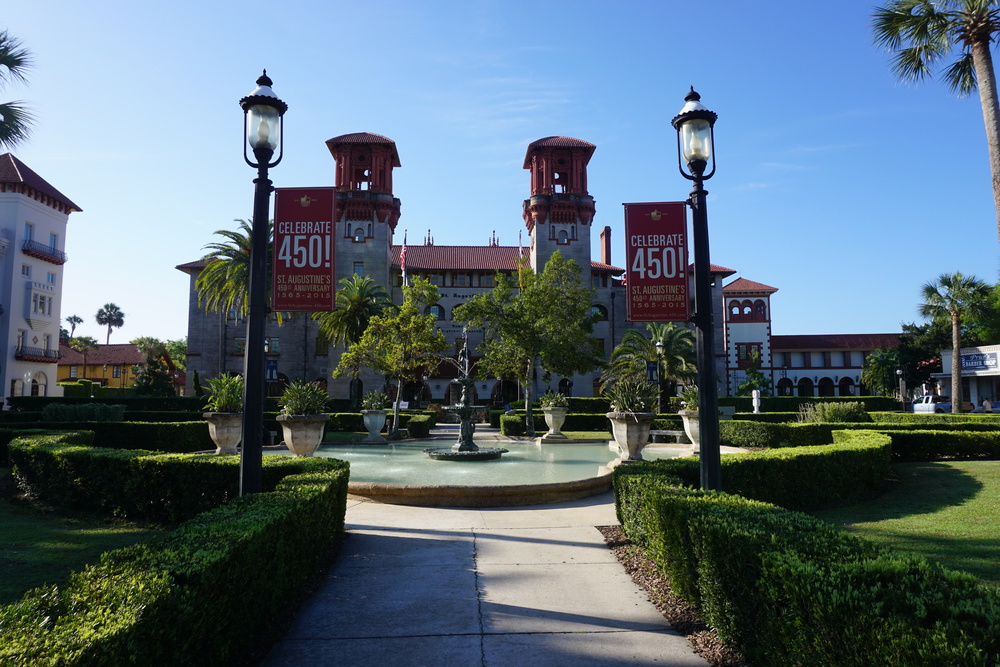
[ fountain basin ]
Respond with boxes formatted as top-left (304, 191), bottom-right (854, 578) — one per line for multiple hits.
top-left (423, 447), bottom-right (509, 461)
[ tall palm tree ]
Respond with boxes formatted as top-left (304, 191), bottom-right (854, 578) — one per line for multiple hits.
top-left (0, 31), bottom-right (34, 151)
top-left (873, 1), bottom-right (1000, 241)
top-left (919, 271), bottom-right (991, 411)
top-left (64, 314), bottom-right (83, 339)
top-left (312, 275), bottom-right (392, 348)
top-left (603, 323), bottom-right (696, 411)
top-left (69, 336), bottom-right (98, 380)
top-left (95, 303), bottom-right (125, 344)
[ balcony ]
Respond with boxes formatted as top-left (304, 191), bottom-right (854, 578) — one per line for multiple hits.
top-left (22, 239), bottom-right (68, 265)
top-left (15, 345), bottom-right (60, 363)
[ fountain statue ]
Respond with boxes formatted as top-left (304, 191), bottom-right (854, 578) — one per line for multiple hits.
top-left (425, 328), bottom-right (508, 461)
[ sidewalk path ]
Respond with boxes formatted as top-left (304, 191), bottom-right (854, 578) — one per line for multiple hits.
top-left (261, 490), bottom-right (708, 666)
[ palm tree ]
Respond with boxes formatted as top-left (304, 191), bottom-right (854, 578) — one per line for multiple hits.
top-left (69, 336), bottom-right (98, 380)
top-left (312, 275), bottom-right (392, 348)
top-left (95, 303), bottom-right (125, 344)
top-left (872, 1), bottom-right (1000, 241)
top-left (0, 31), bottom-right (34, 151)
top-left (919, 271), bottom-right (991, 411)
top-left (603, 323), bottom-right (696, 412)
top-left (64, 314), bottom-right (83, 339)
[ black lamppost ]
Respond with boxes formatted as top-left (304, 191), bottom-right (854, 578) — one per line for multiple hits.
top-left (238, 70), bottom-right (287, 495)
top-left (655, 340), bottom-right (665, 414)
top-left (671, 87), bottom-right (721, 491)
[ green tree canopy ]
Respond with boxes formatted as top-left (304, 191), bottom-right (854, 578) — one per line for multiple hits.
top-left (0, 30), bottom-right (34, 150)
top-left (333, 278), bottom-right (449, 435)
top-left (95, 303), bottom-right (124, 344)
top-left (919, 271), bottom-right (991, 411)
top-left (862, 346), bottom-right (902, 397)
top-left (64, 314), bottom-right (83, 339)
top-left (736, 349), bottom-right (773, 398)
top-left (873, 0), bottom-right (1000, 240)
top-left (68, 336), bottom-right (98, 379)
top-left (312, 275), bottom-right (391, 348)
top-left (603, 323), bottom-right (696, 400)
top-left (453, 251), bottom-right (603, 436)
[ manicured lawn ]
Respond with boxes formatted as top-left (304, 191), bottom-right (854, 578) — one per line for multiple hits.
top-left (812, 460), bottom-right (1000, 587)
top-left (0, 468), bottom-right (160, 605)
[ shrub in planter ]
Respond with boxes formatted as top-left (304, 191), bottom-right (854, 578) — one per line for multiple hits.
top-left (500, 415), bottom-right (524, 436)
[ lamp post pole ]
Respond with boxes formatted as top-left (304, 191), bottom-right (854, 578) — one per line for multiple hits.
top-left (655, 340), bottom-right (665, 414)
top-left (238, 71), bottom-right (287, 496)
top-left (672, 88), bottom-right (721, 492)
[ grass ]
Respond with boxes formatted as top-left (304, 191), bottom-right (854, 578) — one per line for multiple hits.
top-left (0, 468), bottom-right (160, 605)
top-left (812, 460), bottom-right (1000, 587)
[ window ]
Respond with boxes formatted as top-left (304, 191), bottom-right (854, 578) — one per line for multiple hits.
top-left (70, 365), bottom-right (78, 379)
top-left (24, 222), bottom-right (33, 241)
top-left (227, 308), bottom-right (241, 322)
top-left (590, 305), bottom-right (608, 321)
top-left (479, 273), bottom-right (494, 288)
top-left (427, 305), bottom-right (445, 320)
top-left (315, 334), bottom-right (330, 357)
top-left (21, 264), bottom-right (30, 278)
top-left (113, 365), bottom-right (121, 378)
top-left (428, 272), bottom-right (443, 286)
top-left (265, 337), bottom-right (280, 354)
top-left (353, 261), bottom-right (364, 276)
top-left (32, 293), bottom-right (52, 316)
top-left (557, 230), bottom-right (569, 245)
top-left (736, 343), bottom-right (763, 370)
top-left (49, 233), bottom-right (58, 250)
top-left (46, 272), bottom-right (55, 284)
top-left (353, 227), bottom-right (365, 242)
top-left (453, 272), bottom-right (470, 287)
top-left (233, 338), bottom-right (246, 355)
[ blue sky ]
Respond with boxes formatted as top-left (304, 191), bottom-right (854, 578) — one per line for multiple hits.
top-left (8, 0), bottom-right (998, 344)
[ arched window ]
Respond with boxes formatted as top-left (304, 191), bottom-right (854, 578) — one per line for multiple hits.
top-left (590, 304), bottom-right (609, 321)
top-left (557, 230), bottom-right (569, 245)
top-left (729, 301), bottom-right (742, 321)
top-left (558, 378), bottom-right (573, 396)
top-left (426, 305), bottom-right (445, 320)
top-left (776, 378), bottom-right (794, 396)
top-left (752, 300), bottom-right (767, 321)
top-left (353, 227), bottom-right (365, 242)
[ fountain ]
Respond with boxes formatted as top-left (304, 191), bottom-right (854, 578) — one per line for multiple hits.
top-left (424, 328), bottom-right (508, 461)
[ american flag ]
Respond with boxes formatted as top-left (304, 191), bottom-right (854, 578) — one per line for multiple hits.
top-left (400, 230), bottom-right (408, 285)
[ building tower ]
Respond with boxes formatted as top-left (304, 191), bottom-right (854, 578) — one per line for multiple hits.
top-left (722, 277), bottom-right (778, 395)
top-left (521, 137), bottom-right (596, 273)
top-left (325, 132), bottom-right (401, 289)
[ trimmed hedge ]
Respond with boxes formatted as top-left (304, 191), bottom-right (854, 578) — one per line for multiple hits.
top-left (8, 434), bottom-right (342, 524)
top-left (0, 447), bottom-right (349, 666)
top-left (718, 395), bottom-right (899, 412)
top-left (405, 414), bottom-right (433, 438)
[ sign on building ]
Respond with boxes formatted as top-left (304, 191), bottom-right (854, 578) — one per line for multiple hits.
top-left (623, 202), bottom-right (689, 322)
top-left (272, 187), bottom-right (336, 312)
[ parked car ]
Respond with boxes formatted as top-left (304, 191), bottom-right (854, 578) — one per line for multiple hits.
top-left (912, 395), bottom-right (974, 413)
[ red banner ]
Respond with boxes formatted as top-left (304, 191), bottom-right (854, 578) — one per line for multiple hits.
top-left (623, 202), bottom-right (689, 322)
top-left (273, 187), bottom-right (336, 312)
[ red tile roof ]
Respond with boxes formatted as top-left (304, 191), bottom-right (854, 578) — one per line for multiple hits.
top-left (390, 245), bottom-right (624, 273)
top-left (326, 132), bottom-right (396, 145)
top-left (523, 136), bottom-right (596, 167)
top-left (723, 277), bottom-right (778, 293)
top-left (58, 342), bottom-right (147, 365)
top-left (175, 259), bottom-right (211, 274)
top-left (0, 153), bottom-right (81, 212)
top-left (771, 333), bottom-right (902, 350)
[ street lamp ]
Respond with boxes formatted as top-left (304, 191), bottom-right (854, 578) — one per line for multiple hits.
top-left (671, 87), bottom-right (720, 491)
top-left (655, 340), bottom-right (665, 414)
top-left (238, 70), bottom-right (287, 496)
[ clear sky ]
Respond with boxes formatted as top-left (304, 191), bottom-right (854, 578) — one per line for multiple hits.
top-left (7, 0), bottom-right (998, 344)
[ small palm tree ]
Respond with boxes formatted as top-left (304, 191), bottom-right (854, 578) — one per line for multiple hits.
top-left (873, 1), bottom-right (1000, 240)
top-left (919, 271), bottom-right (991, 412)
top-left (196, 220), bottom-right (255, 319)
top-left (69, 336), bottom-right (98, 380)
top-left (603, 323), bottom-right (696, 411)
top-left (0, 30), bottom-right (34, 151)
top-left (95, 303), bottom-right (125, 344)
top-left (64, 314), bottom-right (83, 339)
top-left (312, 275), bottom-right (392, 348)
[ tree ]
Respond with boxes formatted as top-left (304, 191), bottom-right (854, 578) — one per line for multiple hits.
top-left (736, 349), bottom-right (773, 397)
top-left (333, 279), bottom-right (449, 436)
top-left (195, 219), bottom-right (285, 323)
top-left (69, 336), bottom-right (98, 379)
top-left (130, 336), bottom-right (165, 359)
top-left (313, 275), bottom-right (391, 348)
top-left (165, 338), bottom-right (187, 373)
top-left (0, 31), bottom-right (34, 151)
top-left (453, 251), bottom-right (603, 436)
top-left (862, 346), bottom-right (902, 397)
top-left (132, 355), bottom-right (175, 397)
top-left (603, 323), bottom-right (696, 410)
top-left (95, 303), bottom-right (124, 344)
top-left (65, 314), bottom-right (83, 339)
top-left (919, 271), bottom-right (991, 411)
top-left (873, 1), bottom-right (1000, 241)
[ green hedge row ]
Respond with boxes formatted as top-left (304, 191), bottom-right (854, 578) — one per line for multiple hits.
top-left (0, 440), bottom-right (349, 666)
top-left (7, 434), bottom-right (344, 524)
top-left (733, 410), bottom-right (1000, 424)
top-left (718, 395), bottom-right (899, 412)
top-left (612, 477), bottom-right (1000, 664)
top-left (617, 431), bottom-right (892, 512)
top-left (405, 414), bottom-right (433, 438)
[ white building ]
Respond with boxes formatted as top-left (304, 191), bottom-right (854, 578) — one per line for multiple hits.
top-left (0, 154), bottom-right (79, 399)
top-left (938, 344), bottom-right (1000, 406)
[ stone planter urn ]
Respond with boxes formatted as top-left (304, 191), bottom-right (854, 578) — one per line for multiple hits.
top-left (679, 409), bottom-right (700, 453)
top-left (606, 411), bottom-right (656, 461)
top-left (361, 409), bottom-right (388, 443)
top-left (541, 406), bottom-right (569, 440)
top-left (277, 414), bottom-right (329, 457)
top-left (203, 412), bottom-right (242, 455)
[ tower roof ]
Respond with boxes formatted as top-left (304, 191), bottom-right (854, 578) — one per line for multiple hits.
top-left (523, 136), bottom-right (596, 167)
top-left (723, 277), bottom-right (778, 294)
top-left (0, 153), bottom-right (81, 213)
top-left (325, 133), bottom-right (401, 166)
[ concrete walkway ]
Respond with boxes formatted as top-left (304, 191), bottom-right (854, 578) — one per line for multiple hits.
top-left (261, 490), bottom-right (708, 666)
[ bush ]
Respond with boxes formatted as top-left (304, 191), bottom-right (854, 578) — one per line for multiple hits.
top-left (406, 414), bottom-right (432, 438)
top-left (499, 415), bottom-right (524, 436)
top-left (798, 401), bottom-right (872, 423)
top-left (42, 403), bottom-right (126, 423)
top-left (718, 395), bottom-right (899, 412)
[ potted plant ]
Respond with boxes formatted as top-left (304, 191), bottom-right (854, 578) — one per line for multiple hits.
top-left (539, 390), bottom-right (570, 440)
top-left (604, 375), bottom-right (658, 461)
top-left (203, 374), bottom-right (244, 455)
top-left (678, 385), bottom-right (700, 453)
top-left (360, 390), bottom-right (389, 443)
top-left (276, 380), bottom-right (330, 457)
